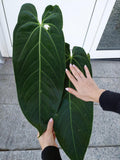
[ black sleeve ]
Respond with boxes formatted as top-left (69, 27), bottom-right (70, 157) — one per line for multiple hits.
top-left (41, 146), bottom-right (62, 160)
top-left (99, 90), bottom-right (120, 114)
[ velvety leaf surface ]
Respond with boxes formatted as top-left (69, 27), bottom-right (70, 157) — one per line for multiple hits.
top-left (13, 3), bottom-right (65, 134)
top-left (54, 44), bottom-right (93, 160)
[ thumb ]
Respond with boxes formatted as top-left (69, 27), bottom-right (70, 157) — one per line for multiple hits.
top-left (47, 118), bottom-right (54, 133)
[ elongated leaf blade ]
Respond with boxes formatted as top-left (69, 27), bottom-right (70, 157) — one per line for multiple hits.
top-left (54, 44), bottom-right (93, 160)
top-left (13, 3), bottom-right (65, 134)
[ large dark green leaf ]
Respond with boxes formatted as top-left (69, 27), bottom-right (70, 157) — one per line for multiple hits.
top-left (54, 44), bottom-right (93, 160)
top-left (13, 3), bottom-right (65, 134)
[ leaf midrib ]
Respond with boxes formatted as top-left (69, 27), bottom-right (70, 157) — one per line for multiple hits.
top-left (69, 59), bottom-right (79, 160)
top-left (39, 25), bottom-right (42, 122)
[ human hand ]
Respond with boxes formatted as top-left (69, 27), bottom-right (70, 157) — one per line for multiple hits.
top-left (37, 118), bottom-right (58, 150)
top-left (65, 64), bottom-right (105, 103)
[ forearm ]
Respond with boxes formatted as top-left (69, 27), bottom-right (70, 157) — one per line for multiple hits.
top-left (99, 90), bottom-right (120, 114)
top-left (41, 146), bottom-right (62, 160)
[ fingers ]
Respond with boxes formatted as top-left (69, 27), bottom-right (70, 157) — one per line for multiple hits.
top-left (65, 68), bottom-right (78, 87)
top-left (67, 63), bottom-right (91, 80)
top-left (84, 65), bottom-right (91, 79)
top-left (65, 88), bottom-right (79, 98)
top-left (37, 118), bottom-right (54, 138)
top-left (47, 118), bottom-right (54, 133)
top-left (71, 64), bottom-right (85, 79)
top-left (69, 64), bottom-right (80, 80)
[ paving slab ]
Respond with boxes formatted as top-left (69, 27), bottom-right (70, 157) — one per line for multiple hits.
top-left (91, 60), bottom-right (120, 78)
top-left (0, 104), bottom-right (120, 150)
top-left (0, 147), bottom-right (120, 160)
top-left (90, 105), bottom-right (120, 146)
top-left (85, 146), bottom-right (120, 160)
top-left (0, 58), bottom-right (14, 75)
top-left (0, 104), bottom-right (39, 150)
top-left (0, 75), bottom-right (18, 104)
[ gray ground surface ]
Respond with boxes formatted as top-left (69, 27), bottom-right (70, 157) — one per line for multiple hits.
top-left (0, 58), bottom-right (120, 160)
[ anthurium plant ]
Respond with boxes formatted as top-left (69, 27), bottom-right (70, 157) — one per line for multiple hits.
top-left (13, 3), bottom-right (93, 160)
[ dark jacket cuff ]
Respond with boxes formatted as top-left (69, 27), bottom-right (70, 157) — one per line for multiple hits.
top-left (99, 90), bottom-right (120, 114)
top-left (42, 146), bottom-right (62, 160)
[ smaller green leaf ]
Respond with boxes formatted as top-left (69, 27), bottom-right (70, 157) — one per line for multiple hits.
top-left (72, 47), bottom-right (92, 77)
top-left (54, 44), bottom-right (93, 160)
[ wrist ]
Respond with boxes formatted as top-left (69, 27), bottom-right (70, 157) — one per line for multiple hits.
top-left (93, 89), bottom-right (106, 103)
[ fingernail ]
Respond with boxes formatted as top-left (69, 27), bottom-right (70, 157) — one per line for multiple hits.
top-left (73, 64), bottom-right (76, 67)
top-left (70, 63), bottom-right (72, 67)
top-left (65, 88), bottom-right (69, 91)
top-left (65, 68), bottom-right (68, 72)
top-left (49, 118), bottom-right (53, 122)
top-left (84, 64), bottom-right (87, 68)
